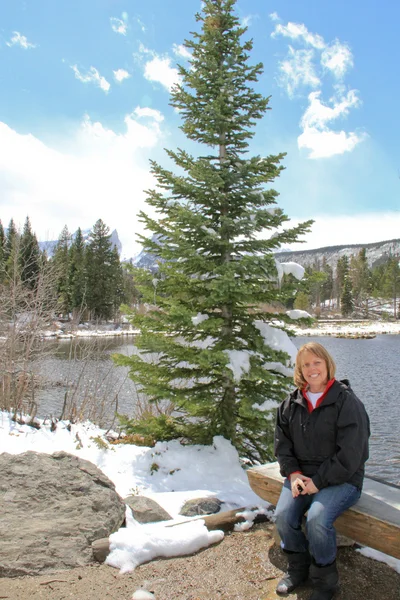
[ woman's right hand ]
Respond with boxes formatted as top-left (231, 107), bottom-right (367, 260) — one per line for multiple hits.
top-left (289, 473), bottom-right (309, 498)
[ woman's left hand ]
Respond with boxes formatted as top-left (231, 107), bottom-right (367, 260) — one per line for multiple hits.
top-left (302, 479), bottom-right (319, 495)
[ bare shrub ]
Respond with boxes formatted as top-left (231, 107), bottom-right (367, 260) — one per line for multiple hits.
top-left (0, 246), bottom-right (58, 421)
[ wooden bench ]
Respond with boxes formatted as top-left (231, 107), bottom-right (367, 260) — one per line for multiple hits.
top-left (247, 462), bottom-right (400, 560)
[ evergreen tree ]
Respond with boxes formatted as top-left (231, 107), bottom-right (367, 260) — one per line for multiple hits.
top-left (86, 219), bottom-right (115, 320)
top-left (310, 271), bottom-right (328, 317)
top-left (350, 248), bottom-right (371, 316)
top-left (115, 0), bottom-right (311, 462)
top-left (18, 217), bottom-right (41, 290)
top-left (52, 225), bottom-right (71, 317)
top-left (382, 255), bottom-right (400, 318)
top-left (68, 227), bottom-right (87, 317)
top-left (293, 291), bottom-right (310, 311)
top-left (341, 275), bottom-right (354, 317)
top-left (122, 261), bottom-right (141, 308)
top-left (110, 246), bottom-right (125, 317)
top-left (321, 258), bottom-right (334, 307)
top-left (4, 218), bottom-right (19, 281)
top-left (336, 255), bottom-right (349, 309)
top-left (0, 220), bottom-right (5, 281)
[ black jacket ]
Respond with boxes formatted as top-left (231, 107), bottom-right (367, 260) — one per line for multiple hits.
top-left (274, 379), bottom-right (370, 491)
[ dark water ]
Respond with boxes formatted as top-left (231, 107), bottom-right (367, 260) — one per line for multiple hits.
top-left (294, 335), bottom-right (400, 485)
top-left (36, 335), bottom-right (400, 484)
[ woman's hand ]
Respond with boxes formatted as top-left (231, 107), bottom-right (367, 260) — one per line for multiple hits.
top-left (289, 473), bottom-right (308, 497)
top-left (289, 474), bottom-right (320, 497)
top-left (303, 479), bottom-right (319, 495)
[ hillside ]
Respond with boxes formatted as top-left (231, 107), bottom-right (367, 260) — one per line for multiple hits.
top-left (132, 237), bottom-right (400, 272)
top-left (275, 238), bottom-right (400, 270)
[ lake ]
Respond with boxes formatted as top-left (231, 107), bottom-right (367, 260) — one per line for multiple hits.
top-left (35, 334), bottom-right (400, 485)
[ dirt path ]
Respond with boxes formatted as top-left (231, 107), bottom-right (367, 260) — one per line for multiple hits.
top-left (0, 523), bottom-right (399, 600)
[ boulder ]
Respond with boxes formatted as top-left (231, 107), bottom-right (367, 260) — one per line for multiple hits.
top-left (0, 451), bottom-right (126, 577)
top-left (180, 497), bottom-right (222, 517)
top-left (125, 495), bottom-right (172, 523)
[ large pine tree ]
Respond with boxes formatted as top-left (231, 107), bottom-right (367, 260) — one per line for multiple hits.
top-left (0, 220), bottom-right (5, 281)
top-left (116, 0), bottom-right (311, 461)
top-left (18, 217), bottom-right (41, 290)
top-left (4, 218), bottom-right (19, 282)
top-left (68, 227), bottom-right (87, 317)
top-left (86, 219), bottom-right (116, 320)
top-left (52, 225), bottom-right (72, 317)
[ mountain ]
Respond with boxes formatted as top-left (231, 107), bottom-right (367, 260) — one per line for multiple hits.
top-left (275, 238), bottom-right (400, 271)
top-left (131, 234), bottom-right (163, 270)
top-left (131, 237), bottom-right (400, 272)
top-left (39, 229), bottom-right (122, 258)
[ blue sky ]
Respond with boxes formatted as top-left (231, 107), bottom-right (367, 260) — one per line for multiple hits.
top-left (1, 0), bottom-right (399, 258)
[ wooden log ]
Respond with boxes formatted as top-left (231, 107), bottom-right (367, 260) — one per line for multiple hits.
top-left (247, 462), bottom-right (400, 560)
top-left (203, 507), bottom-right (267, 531)
top-left (92, 538), bottom-right (110, 563)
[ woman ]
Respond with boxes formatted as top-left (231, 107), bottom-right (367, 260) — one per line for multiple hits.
top-left (274, 342), bottom-right (370, 600)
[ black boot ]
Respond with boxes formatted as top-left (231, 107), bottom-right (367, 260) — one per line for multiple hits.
top-left (309, 560), bottom-right (339, 600)
top-left (276, 549), bottom-right (311, 595)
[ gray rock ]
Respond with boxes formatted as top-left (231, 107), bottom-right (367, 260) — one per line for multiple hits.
top-left (180, 497), bottom-right (222, 517)
top-left (125, 495), bottom-right (172, 523)
top-left (0, 451), bottom-right (126, 577)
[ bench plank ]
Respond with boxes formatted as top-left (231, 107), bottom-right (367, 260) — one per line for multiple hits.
top-left (247, 462), bottom-right (400, 560)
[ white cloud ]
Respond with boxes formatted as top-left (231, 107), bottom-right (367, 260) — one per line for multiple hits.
top-left (135, 17), bottom-right (146, 33)
top-left (113, 69), bottom-right (130, 83)
top-left (321, 40), bottom-right (353, 79)
top-left (71, 65), bottom-right (110, 93)
top-left (298, 127), bottom-right (364, 159)
top-left (134, 106), bottom-right (164, 123)
top-left (287, 213), bottom-right (400, 251)
top-left (6, 31), bottom-right (37, 49)
top-left (138, 43), bottom-right (153, 56)
top-left (172, 43), bottom-right (192, 60)
top-left (241, 15), bottom-right (253, 28)
top-left (110, 16), bottom-right (128, 35)
top-left (269, 12), bottom-right (280, 22)
top-left (272, 22), bottom-right (325, 50)
top-left (298, 90), bottom-right (365, 158)
top-left (271, 18), bottom-right (364, 159)
top-left (278, 47), bottom-right (320, 97)
top-left (0, 110), bottom-right (165, 258)
top-left (301, 89), bottom-right (360, 128)
top-left (137, 44), bottom-right (182, 91)
top-left (144, 56), bottom-right (181, 92)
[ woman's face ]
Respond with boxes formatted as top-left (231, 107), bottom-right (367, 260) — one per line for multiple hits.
top-left (300, 350), bottom-right (328, 393)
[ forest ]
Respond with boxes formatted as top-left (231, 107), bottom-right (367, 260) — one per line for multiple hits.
top-left (0, 216), bottom-right (138, 322)
top-left (290, 248), bottom-right (400, 319)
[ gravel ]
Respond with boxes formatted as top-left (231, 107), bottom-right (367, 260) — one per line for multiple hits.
top-left (0, 522), bottom-right (399, 600)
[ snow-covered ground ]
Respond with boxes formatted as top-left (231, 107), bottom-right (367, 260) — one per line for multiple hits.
top-left (292, 320), bottom-right (400, 337)
top-left (1, 413), bottom-right (399, 575)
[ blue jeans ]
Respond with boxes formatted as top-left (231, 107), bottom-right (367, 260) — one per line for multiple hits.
top-left (275, 479), bottom-right (361, 566)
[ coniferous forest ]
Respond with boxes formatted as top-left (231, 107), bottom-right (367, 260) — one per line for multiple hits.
top-left (0, 216), bottom-right (138, 322)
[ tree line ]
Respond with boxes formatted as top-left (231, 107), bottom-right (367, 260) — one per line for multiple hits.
top-left (0, 216), bottom-right (138, 321)
top-left (291, 248), bottom-right (400, 318)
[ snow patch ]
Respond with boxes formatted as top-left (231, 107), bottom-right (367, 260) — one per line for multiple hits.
top-left (224, 349), bottom-right (252, 382)
top-left (286, 309), bottom-right (312, 319)
top-left (255, 321), bottom-right (297, 365)
top-left (192, 313), bottom-right (209, 326)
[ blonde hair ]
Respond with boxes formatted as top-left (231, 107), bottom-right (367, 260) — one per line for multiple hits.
top-left (294, 342), bottom-right (336, 389)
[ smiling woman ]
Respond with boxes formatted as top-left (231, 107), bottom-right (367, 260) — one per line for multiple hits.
top-left (273, 341), bottom-right (370, 599)
top-left (294, 342), bottom-right (335, 394)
